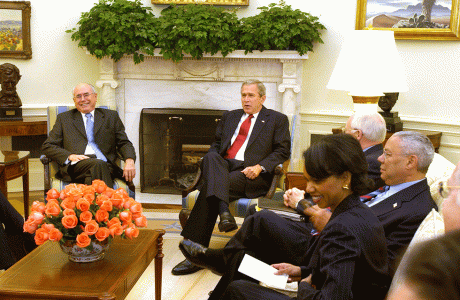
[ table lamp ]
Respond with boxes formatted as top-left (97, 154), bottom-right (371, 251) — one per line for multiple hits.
top-left (327, 30), bottom-right (408, 131)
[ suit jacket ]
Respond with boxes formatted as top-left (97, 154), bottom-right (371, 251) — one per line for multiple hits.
top-left (42, 108), bottom-right (136, 182)
top-left (208, 106), bottom-right (291, 197)
top-left (298, 195), bottom-right (389, 300)
top-left (364, 144), bottom-right (385, 190)
top-left (370, 178), bottom-right (437, 276)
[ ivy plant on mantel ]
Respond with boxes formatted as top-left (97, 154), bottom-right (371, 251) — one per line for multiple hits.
top-left (67, 0), bottom-right (326, 64)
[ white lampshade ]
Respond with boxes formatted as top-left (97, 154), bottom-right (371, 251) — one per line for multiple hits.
top-left (327, 30), bottom-right (408, 97)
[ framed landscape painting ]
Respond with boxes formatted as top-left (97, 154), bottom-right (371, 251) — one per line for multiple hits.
top-left (356, 0), bottom-right (460, 40)
top-left (0, 1), bottom-right (31, 59)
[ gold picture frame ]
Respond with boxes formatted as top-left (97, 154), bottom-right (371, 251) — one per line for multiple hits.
top-left (152, 0), bottom-right (249, 5)
top-left (355, 0), bottom-right (460, 40)
top-left (0, 1), bottom-right (31, 59)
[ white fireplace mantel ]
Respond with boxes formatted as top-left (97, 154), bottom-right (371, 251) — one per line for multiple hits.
top-left (95, 50), bottom-right (308, 203)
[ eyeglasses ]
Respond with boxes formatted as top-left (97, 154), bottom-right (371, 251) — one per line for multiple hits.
top-left (74, 93), bottom-right (94, 100)
top-left (438, 181), bottom-right (460, 198)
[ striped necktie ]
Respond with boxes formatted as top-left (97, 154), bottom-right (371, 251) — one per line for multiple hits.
top-left (85, 113), bottom-right (107, 162)
top-left (360, 185), bottom-right (390, 203)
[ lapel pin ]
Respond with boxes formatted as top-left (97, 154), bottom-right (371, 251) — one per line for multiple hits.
top-left (393, 203), bottom-right (397, 208)
top-left (261, 120), bottom-right (265, 123)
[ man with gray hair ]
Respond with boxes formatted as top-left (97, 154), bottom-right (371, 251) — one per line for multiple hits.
top-left (345, 111), bottom-right (386, 190)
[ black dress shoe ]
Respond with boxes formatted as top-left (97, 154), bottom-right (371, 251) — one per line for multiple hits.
top-left (179, 240), bottom-right (224, 275)
top-left (218, 211), bottom-right (238, 232)
top-left (171, 259), bottom-right (203, 275)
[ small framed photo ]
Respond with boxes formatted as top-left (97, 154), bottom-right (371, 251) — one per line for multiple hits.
top-left (0, 1), bottom-right (31, 59)
top-left (356, 0), bottom-right (460, 40)
top-left (151, 0), bottom-right (249, 6)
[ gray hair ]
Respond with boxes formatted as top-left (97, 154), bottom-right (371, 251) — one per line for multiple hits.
top-left (392, 131), bottom-right (434, 173)
top-left (241, 79), bottom-right (266, 97)
top-left (72, 83), bottom-right (96, 96)
top-left (351, 111), bottom-right (386, 143)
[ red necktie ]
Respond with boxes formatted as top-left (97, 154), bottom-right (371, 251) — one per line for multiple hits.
top-left (225, 114), bottom-right (254, 159)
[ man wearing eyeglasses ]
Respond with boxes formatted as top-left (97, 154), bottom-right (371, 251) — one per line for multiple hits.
top-left (42, 83), bottom-right (136, 188)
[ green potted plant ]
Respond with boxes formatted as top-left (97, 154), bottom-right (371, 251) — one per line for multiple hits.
top-left (66, 0), bottom-right (158, 64)
top-left (156, 4), bottom-right (240, 62)
top-left (238, 0), bottom-right (326, 55)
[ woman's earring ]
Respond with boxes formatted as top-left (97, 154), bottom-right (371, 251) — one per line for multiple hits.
top-left (343, 184), bottom-right (349, 190)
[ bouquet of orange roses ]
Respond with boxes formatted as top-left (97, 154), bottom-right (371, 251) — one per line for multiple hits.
top-left (23, 180), bottom-right (147, 248)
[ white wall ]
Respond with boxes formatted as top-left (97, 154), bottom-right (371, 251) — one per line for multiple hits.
top-left (3, 0), bottom-right (459, 191)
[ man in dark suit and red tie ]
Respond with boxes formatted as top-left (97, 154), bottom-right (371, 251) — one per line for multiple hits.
top-left (42, 83), bottom-right (136, 188)
top-left (172, 79), bottom-right (291, 275)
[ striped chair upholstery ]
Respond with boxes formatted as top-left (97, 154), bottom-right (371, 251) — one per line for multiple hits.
top-left (42, 105), bottom-right (135, 198)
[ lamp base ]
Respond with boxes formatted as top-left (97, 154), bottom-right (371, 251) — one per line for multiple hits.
top-left (379, 111), bottom-right (403, 133)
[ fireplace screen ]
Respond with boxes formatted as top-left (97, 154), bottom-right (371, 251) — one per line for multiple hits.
top-left (140, 108), bottom-right (225, 194)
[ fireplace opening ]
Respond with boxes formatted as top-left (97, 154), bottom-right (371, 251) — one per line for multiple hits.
top-left (140, 108), bottom-right (225, 194)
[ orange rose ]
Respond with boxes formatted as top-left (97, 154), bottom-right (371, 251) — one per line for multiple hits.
top-left (129, 201), bottom-right (143, 215)
top-left (92, 179), bottom-right (108, 194)
top-left (107, 217), bottom-right (121, 228)
top-left (79, 210), bottom-right (93, 223)
top-left (76, 198), bottom-right (91, 212)
top-left (123, 198), bottom-right (134, 209)
top-left (103, 187), bottom-right (115, 198)
top-left (125, 224), bottom-right (139, 239)
top-left (41, 223), bottom-right (55, 232)
top-left (76, 232), bottom-right (91, 248)
top-left (62, 215), bottom-right (78, 229)
top-left (109, 223), bottom-right (124, 237)
top-left (60, 199), bottom-right (76, 210)
top-left (28, 211), bottom-right (45, 225)
top-left (66, 186), bottom-right (83, 202)
top-left (83, 193), bottom-right (95, 204)
top-left (100, 200), bottom-right (113, 212)
top-left (95, 209), bottom-right (109, 223)
top-left (119, 211), bottom-right (132, 223)
top-left (46, 188), bottom-right (60, 200)
top-left (49, 228), bottom-right (63, 242)
top-left (95, 227), bottom-right (110, 242)
top-left (31, 201), bottom-right (46, 214)
top-left (63, 208), bottom-right (76, 216)
top-left (45, 201), bottom-right (61, 217)
top-left (23, 219), bottom-right (38, 234)
top-left (116, 188), bottom-right (129, 198)
top-left (34, 228), bottom-right (49, 245)
top-left (85, 220), bottom-right (99, 235)
top-left (110, 193), bottom-right (124, 208)
top-left (134, 215), bottom-right (148, 227)
top-left (82, 184), bottom-right (96, 196)
top-left (96, 194), bottom-right (109, 207)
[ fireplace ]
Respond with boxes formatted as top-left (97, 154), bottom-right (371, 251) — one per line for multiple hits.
top-left (94, 50), bottom-right (308, 204)
top-left (140, 108), bottom-right (224, 194)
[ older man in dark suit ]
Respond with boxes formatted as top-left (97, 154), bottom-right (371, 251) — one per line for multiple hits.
top-left (344, 111), bottom-right (386, 190)
top-left (42, 83), bottom-right (136, 188)
top-left (172, 79), bottom-right (291, 275)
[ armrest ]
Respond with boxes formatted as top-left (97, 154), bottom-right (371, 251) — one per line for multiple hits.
top-left (264, 164), bottom-right (284, 199)
top-left (40, 154), bottom-right (52, 197)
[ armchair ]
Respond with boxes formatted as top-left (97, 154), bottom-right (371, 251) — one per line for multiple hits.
top-left (40, 105), bottom-right (135, 198)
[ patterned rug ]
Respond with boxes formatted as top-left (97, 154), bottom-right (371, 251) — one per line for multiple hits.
top-left (143, 211), bottom-right (243, 238)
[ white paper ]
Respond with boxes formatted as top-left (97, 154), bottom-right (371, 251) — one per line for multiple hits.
top-left (237, 254), bottom-right (289, 290)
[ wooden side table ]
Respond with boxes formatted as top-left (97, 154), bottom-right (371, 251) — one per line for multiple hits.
top-left (0, 229), bottom-right (166, 300)
top-left (0, 150), bottom-right (30, 219)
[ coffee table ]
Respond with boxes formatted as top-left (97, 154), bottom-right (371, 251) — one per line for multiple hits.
top-left (0, 229), bottom-right (165, 300)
